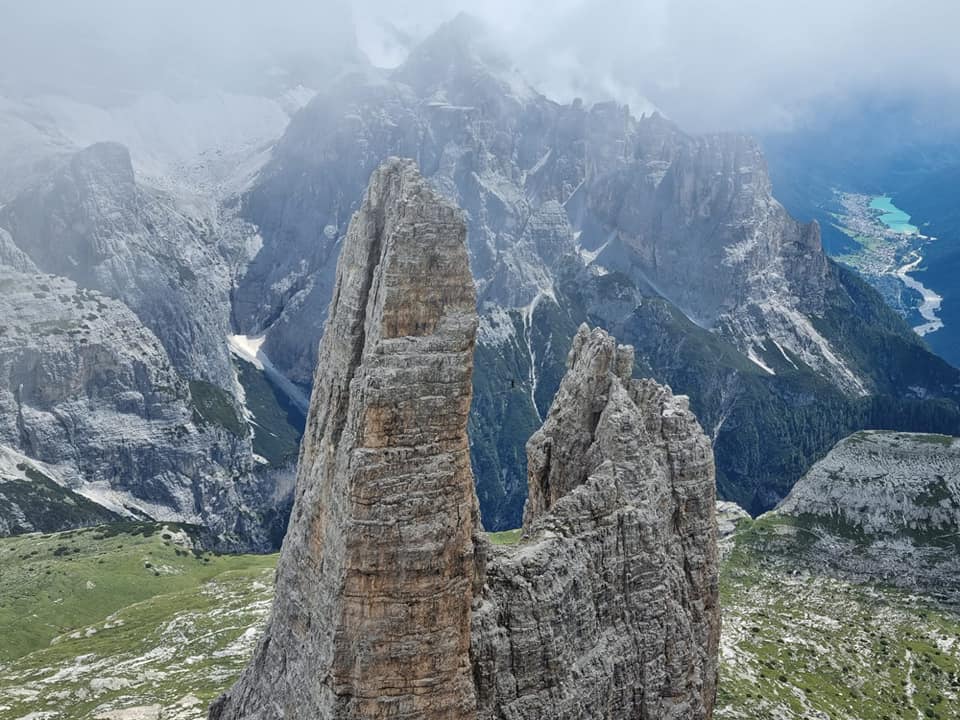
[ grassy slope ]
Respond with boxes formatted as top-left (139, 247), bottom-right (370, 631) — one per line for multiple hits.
top-left (0, 525), bottom-right (276, 720)
top-left (0, 524), bottom-right (275, 664)
top-left (0, 468), bottom-right (121, 536)
top-left (2, 522), bottom-right (958, 719)
top-left (718, 515), bottom-right (960, 720)
top-left (487, 529), bottom-right (522, 546)
top-left (234, 358), bottom-right (305, 467)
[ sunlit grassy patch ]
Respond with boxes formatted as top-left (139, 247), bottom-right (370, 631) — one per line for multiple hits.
top-left (487, 529), bottom-right (523, 546)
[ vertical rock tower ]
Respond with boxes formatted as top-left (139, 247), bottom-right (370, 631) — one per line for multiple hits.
top-left (210, 158), bottom-right (480, 719)
top-left (471, 325), bottom-right (720, 719)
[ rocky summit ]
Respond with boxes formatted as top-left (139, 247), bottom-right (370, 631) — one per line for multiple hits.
top-left (212, 160), bottom-right (720, 719)
top-left (232, 15), bottom-right (960, 527)
top-left (473, 324), bottom-right (720, 719)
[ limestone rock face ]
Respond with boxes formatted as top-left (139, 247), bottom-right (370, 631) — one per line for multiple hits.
top-left (0, 268), bottom-right (268, 549)
top-left (772, 430), bottom-right (960, 603)
top-left (210, 158), bottom-right (480, 719)
top-left (473, 325), bottom-right (720, 720)
top-left (717, 501), bottom-right (751, 540)
top-left (777, 431), bottom-right (960, 536)
top-left (213, 163), bottom-right (720, 719)
top-left (0, 228), bottom-right (37, 274)
top-left (0, 142), bottom-right (235, 387)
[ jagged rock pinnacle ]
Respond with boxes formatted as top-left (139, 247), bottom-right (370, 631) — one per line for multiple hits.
top-left (210, 158), bottom-right (480, 719)
top-left (472, 324), bottom-right (720, 719)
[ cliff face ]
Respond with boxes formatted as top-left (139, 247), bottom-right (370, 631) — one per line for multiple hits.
top-left (473, 325), bottom-right (720, 719)
top-left (211, 162), bottom-right (720, 719)
top-left (210, 158), bottom-right (481, 719)
top-left (0, 142), bottom-right (235, 388)
top-left (0, 268), bottom-right (272, 548)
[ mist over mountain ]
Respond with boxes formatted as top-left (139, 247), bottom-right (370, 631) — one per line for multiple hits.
top-left (353, 0), bottom-right (960, 133)
top-left (0, 0), bottom-right (358, 101)
top-left (5, 1), bottom-right (960, 132)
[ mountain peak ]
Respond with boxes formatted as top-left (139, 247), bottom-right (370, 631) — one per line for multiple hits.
top-left (210, 157), bottom-right (479, 718)
top-left (69, 141), bottom-right (136, 189)
top-left (392, 13), bottom-right (531, 101)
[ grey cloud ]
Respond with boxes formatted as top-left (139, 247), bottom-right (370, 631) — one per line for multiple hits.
top-left (356, 0), bottom-right (960, 131)
top-left (1, 0), bottom-right (957, 131)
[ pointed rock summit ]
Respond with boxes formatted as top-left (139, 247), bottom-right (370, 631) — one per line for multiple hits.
top-left (472, 324), bottom-right (720, 719)
top-left (212, 161), bottom-right (719, 719)
top-left (210, 158), bottom-right (480, 719)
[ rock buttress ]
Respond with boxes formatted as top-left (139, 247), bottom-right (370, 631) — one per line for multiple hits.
top-left (472, 324), bottom-right (720, 720)
top-left (210, 158), bottom-right (479, 719)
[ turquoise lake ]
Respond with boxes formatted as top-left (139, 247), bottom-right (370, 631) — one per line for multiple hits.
top-left (870, 196), bottom-right (919, 234)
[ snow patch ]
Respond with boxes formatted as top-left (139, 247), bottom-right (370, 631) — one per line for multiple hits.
top-left (527, 149), bottom-right (553, 177)
top-left (747, 347), bottom-right (775, 375)
top-left (577, 239), bottom-right (610, 266)
top-left (228, 334), bottom-right (267, 370)
top-left (771, 339), bottom-right (799, 370)
top-left (521, 290), bottom-right (557, 422)
top-left (228, 334), bottom-right (309, 413)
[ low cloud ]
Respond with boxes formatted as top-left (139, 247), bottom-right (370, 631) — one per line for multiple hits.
top-left (2, 0), bottom-right (957, 132)
top-left (356, 0), bottom-right (960, 132)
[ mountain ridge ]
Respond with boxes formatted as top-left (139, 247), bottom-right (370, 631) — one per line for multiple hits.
top-left (230, 15), bottom-right (960, 525)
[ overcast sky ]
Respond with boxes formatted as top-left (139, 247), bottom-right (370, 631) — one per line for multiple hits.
top-left (2, 0), bottom-right (958, 132)
top-left (355, 0), bottom-right (960, 132)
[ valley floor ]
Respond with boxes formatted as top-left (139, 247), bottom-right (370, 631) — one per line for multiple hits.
top-left (0, 526), bottom-right (275, 719)
top-left (0, 521), bottom-right (957, 720)
top-left (833, 192), bottom-right (946, 338)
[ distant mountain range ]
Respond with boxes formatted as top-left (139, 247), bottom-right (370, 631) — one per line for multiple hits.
top-left (0, 15), bottom-right (958, 541)
top-left (763, 99), bottom-right (960, 368)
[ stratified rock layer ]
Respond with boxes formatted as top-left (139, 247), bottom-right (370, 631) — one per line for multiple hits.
top-left (772, 430), bottom-right (960, 603)
top-left (472, 325), bottom-right (720, 720)
top-left (213, 162), bottom-right (719, 719)
top-left (777, 430), bottom-right (960, 535)
top-left (210, 159), bottom-right (480, 719)
top-left (0, 268), bottom-right (264, 548)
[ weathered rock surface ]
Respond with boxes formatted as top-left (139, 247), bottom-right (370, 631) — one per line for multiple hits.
top-left (0, 142), bottom-right (236, 388)
top-left (0, 268), bottom-right (272, 549)
top-left (0, 228), bottom-right (37, 274)
top-left (213, 163), bottom-right (719, 718)
top-left (716, 501), bottom-right (751, 540)
top-left (778, 430), bottom-right (960, 535)
top-left (0, 143), bottom-right (302, 547)
top-left (771, 430), bottom-right (960, 604)
top-left (715, 501), bottom-right (751, 561)
top-left (473, 325), bottom-right (720, 719)
top-left (210, 159), bottom-right (480, 719)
